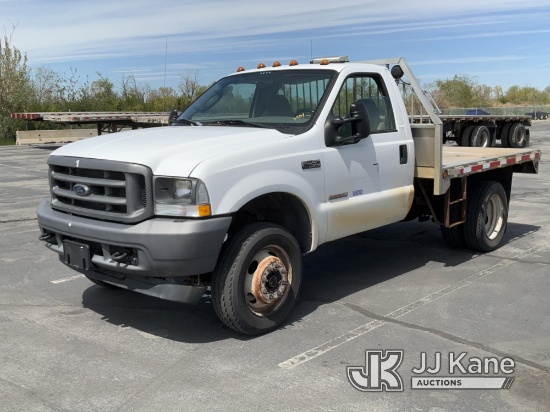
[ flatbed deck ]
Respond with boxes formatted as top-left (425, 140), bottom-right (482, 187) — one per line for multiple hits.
top-left (441, 146), bottom-right (541, 178)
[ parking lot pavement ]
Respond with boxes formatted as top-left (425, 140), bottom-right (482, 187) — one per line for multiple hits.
top-left (1, 124), bottom-right (549, 412)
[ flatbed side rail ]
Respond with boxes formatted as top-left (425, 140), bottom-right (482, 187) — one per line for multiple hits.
top-left (444, 149), bottom-right (541, 178)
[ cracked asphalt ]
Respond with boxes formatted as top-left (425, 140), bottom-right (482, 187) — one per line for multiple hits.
top-left (1, 123), bottom-right (549, 411)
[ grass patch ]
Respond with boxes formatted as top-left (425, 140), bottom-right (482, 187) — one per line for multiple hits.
top-left (0, 138), bottom-right (15, 146)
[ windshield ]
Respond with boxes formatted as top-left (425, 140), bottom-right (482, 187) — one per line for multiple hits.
top-left (176, 69), bottom-right (336, 134)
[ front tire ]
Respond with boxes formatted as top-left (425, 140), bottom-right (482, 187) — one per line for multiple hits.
top-left (212, 223), bottom-right (302, 335)
top-left (464, 181), bottom-right (508, 252)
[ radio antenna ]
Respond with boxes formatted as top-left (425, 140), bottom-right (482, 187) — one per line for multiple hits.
top-left (163, 38), bottom-right (168, 112)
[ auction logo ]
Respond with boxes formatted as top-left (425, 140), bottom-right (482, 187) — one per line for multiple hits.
top-left (347, 351), bottom-right (515, 392)
top-left (347, 350), bottom-right (404, 392)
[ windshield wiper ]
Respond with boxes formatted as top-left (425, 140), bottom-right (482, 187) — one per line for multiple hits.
top-left (202, 120), bottom-right (271, 129)
top-left (172, 118), bottom-right (202, 126)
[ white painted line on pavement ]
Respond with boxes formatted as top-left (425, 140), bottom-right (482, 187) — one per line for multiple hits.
top-left (279, 241), bottom-right (550, 369)
top-left (0, 229), bottom-right (39, 236)
top-left (50, 274), bottom-right (85, 284)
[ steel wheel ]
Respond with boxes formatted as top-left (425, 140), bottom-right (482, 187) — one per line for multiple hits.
top-left (212, 222), bottom-right (302, 335)
top-left (244, 245), bottom-right (292, 316)
top-left (484, 193), bottom-right (505, 240)
top-left (471, 125), bottom-right (490, 147)
top-left (508, 123), bottom-right (527, 148)
top-left (464, 181), bottom-right (508, 252)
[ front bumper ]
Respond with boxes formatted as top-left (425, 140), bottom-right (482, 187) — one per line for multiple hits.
top-left (37, 199), bottom-right (231, 303)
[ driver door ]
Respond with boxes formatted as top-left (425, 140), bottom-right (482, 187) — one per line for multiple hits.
top-left (323, 74), bottom-right (413, 242)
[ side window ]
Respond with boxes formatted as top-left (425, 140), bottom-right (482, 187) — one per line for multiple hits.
top-left (331, 75), bottom-right (396, 137)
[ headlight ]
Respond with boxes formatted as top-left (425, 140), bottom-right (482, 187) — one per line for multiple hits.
top-left (154, 177), bottom-right (211, 217)
top-left (174, 180), bottom-right (192, 199)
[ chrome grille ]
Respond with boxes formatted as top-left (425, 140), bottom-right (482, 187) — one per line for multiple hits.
top-left (48, 157), bottom-right (153, 223)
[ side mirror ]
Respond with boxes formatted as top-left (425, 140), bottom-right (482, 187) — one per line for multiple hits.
top-left (349, 101), bottom-right (371, 139)
top-left (325, 101), bottom-right (371, 146)
top-left (168, 109), bottom-right (179, 124)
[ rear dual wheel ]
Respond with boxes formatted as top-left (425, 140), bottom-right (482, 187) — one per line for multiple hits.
top-left (508, 123), bottom-right (527, 148)
top-left (212, 223), bottom-right (302, 335)
top-left (441, 181), bottom-right (508, 252)
top-left (501, 122), bottom-right (527, 148)
top-left (470, 125), bottom-right (491, 147)
top-left (460, 125), bottom-right (492, 147)
top-left (460, 126), bottom-right (475, 147)
top-left (500, 123), bottom-right (512, 147)
top-left (464, 181), bottom-right (508, 252)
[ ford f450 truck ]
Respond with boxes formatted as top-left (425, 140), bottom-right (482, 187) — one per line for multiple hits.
top-left (37, 57), bottom-right (541, 335)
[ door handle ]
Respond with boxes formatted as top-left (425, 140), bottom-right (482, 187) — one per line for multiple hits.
top-left (399, 144), bottom-right (408, 164)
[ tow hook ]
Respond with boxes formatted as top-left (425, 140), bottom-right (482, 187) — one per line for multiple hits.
top-left (111, 250), bottom-right (138, 265)
top-left (111, 251), bottom-right (128, 262)
top-left (39, 232), bottom-right (55, 242)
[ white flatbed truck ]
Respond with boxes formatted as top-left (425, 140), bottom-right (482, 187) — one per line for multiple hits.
top-left (37, 57), bottom-right (541, 335)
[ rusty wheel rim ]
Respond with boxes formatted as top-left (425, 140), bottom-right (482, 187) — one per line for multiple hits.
top-left (244, 245), bottom-right (292, 316)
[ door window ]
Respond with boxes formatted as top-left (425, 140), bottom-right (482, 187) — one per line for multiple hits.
top-left (331, 75), bottom-right (396, 138)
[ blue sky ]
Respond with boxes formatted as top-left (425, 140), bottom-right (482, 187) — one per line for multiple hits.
top-left (3, 0), bottom-right (550, 91)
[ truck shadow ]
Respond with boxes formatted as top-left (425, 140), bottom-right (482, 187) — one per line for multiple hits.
top-left (81, 219), bottom-right (540, 343)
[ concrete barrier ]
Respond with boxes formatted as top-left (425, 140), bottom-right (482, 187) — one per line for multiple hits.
top-left (16, 129), bottom-right (98, 145)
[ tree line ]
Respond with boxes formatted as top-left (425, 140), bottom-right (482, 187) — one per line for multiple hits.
top-left (2, 35), bottom-right (550, 143)
top-left (428, 75), bottom-right (550, 109)
top-left (1, 35), bottom-right (208, 143)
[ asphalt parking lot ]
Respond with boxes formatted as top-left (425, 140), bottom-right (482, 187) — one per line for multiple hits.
top-left (1, 123), bottom-right (549, 412)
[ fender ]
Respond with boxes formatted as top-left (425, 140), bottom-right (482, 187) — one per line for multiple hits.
top-left (200, 168), bottom-right (324, 251)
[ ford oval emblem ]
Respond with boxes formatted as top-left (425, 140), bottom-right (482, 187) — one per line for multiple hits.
top-left (73, 184), bottom-right (91, 196)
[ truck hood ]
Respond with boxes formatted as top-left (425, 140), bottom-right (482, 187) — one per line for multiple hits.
top-left (50, 126), bottom-right (289, 176)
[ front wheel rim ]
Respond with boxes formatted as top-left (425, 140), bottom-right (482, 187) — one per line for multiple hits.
top-left (485, 194), bottom-right (505, 240)
top-left (244, 245), bottom-right (292, 316)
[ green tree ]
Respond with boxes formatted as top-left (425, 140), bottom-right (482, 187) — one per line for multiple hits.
top-left (431, 75), bottom-right (480, 108)
top-left (178, 70), bottom-right (208, 109)
top-left (119, 74), bottom-right (149, 111)
top-left (0, 34), bottom-right (32, 142)
top-left (89, 74), bottom-right (119, 111)
top-left (501, 85), bottom-right (550, 105)
top-left (146, 86), bottom-right (180, 112)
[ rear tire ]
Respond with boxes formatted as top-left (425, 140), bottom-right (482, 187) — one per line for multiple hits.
top-left (464, 181), bottom-right (508, 252)
top-left (470, 125), bottom-right (491, 147)
top-left (508, 123), bottom-right (527, 148)
top-left (212, 222), bottom-right (302, 335)
top-left (461, 125), bottom-right (475, 147)
top-left (500, 123), bottom-right (512, 147)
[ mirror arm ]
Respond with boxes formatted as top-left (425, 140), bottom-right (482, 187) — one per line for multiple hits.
top-left (332, 115), bottom-right (361, 126)
top-left (334, 134), bottom-right (362, 145)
